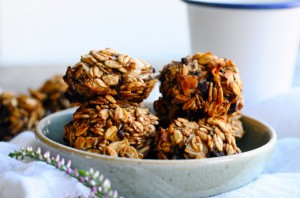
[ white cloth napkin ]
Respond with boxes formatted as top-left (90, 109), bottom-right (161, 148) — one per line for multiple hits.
top-left (0, 132), bottom-right (90, 198)
top-left (1, 88), bottom-right (300, 198)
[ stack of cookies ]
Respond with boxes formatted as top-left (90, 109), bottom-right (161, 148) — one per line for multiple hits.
top-left (63, 48), bottom-right (159, 159)
top-left (154, 52), bottom-right (245, 159)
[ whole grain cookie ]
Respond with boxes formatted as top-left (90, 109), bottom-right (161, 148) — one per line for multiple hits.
top-left (155, 117), bottom-right (241, 160)
top-left (63, 48), bottom-right (157, 103)
top-left (63, 95), bottom-right (159, 159)
top-left (155, 52), bottom-right (244, 120)
top-left (30, 75), bottom-right (75, 115)
top-left (0, 91), bottom-right (45, 141)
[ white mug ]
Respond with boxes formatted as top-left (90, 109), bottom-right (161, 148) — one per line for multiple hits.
top-left (184, 0), bottom-right (300, 105)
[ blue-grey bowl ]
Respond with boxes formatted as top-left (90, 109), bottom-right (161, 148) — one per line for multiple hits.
top-left (35, 104), bottom-right (276, 198)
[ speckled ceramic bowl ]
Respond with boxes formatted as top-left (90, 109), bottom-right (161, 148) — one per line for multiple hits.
top-left (35, 104), bottom-right (276, 198)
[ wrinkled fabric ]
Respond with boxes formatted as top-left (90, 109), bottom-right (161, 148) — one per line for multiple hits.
top-left (0, 132), bottom-right (90, 198)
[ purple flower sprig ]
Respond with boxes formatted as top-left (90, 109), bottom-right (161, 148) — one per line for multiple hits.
top-left (9, 147), bottom-right (119, 198)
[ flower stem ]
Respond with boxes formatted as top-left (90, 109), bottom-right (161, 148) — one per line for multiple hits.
top-left (9, 147), bottom-right (119, 198)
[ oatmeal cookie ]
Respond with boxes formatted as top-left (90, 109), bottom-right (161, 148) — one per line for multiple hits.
top-left (155, 117), bottom-right (241, 159)
top-left (155, 52), bottom-right (244, 120)
top-left (63, 95), bottom-right (159, 158)
top-left (63, 48), bottom-right (157, 103)
top-left (0, 91), bottom-right (44, 141)
top-left (30, 75), bottom-right (74, 115)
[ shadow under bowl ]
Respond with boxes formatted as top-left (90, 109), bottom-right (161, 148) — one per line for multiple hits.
top-left (36, 106), bottom-right (276, 198)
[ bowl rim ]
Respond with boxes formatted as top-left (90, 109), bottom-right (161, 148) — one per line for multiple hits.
top-left (35, 107), bottom-right (277, 165)
top-left (183, 0), bottom-right (300, 9)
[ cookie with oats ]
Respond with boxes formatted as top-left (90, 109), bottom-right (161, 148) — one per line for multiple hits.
top-left (63, 48), bottom-right (157, 104)
top-left (155, 52), bottom-right (244, 119)
top-left (29, 75), bottom-right (75, 115)
top-left (63, 95), bottom-right (159, 159)
top-left (155, 116), bottom-right (241, 160)
top-left (0, 91), bottom-right (45, 141)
